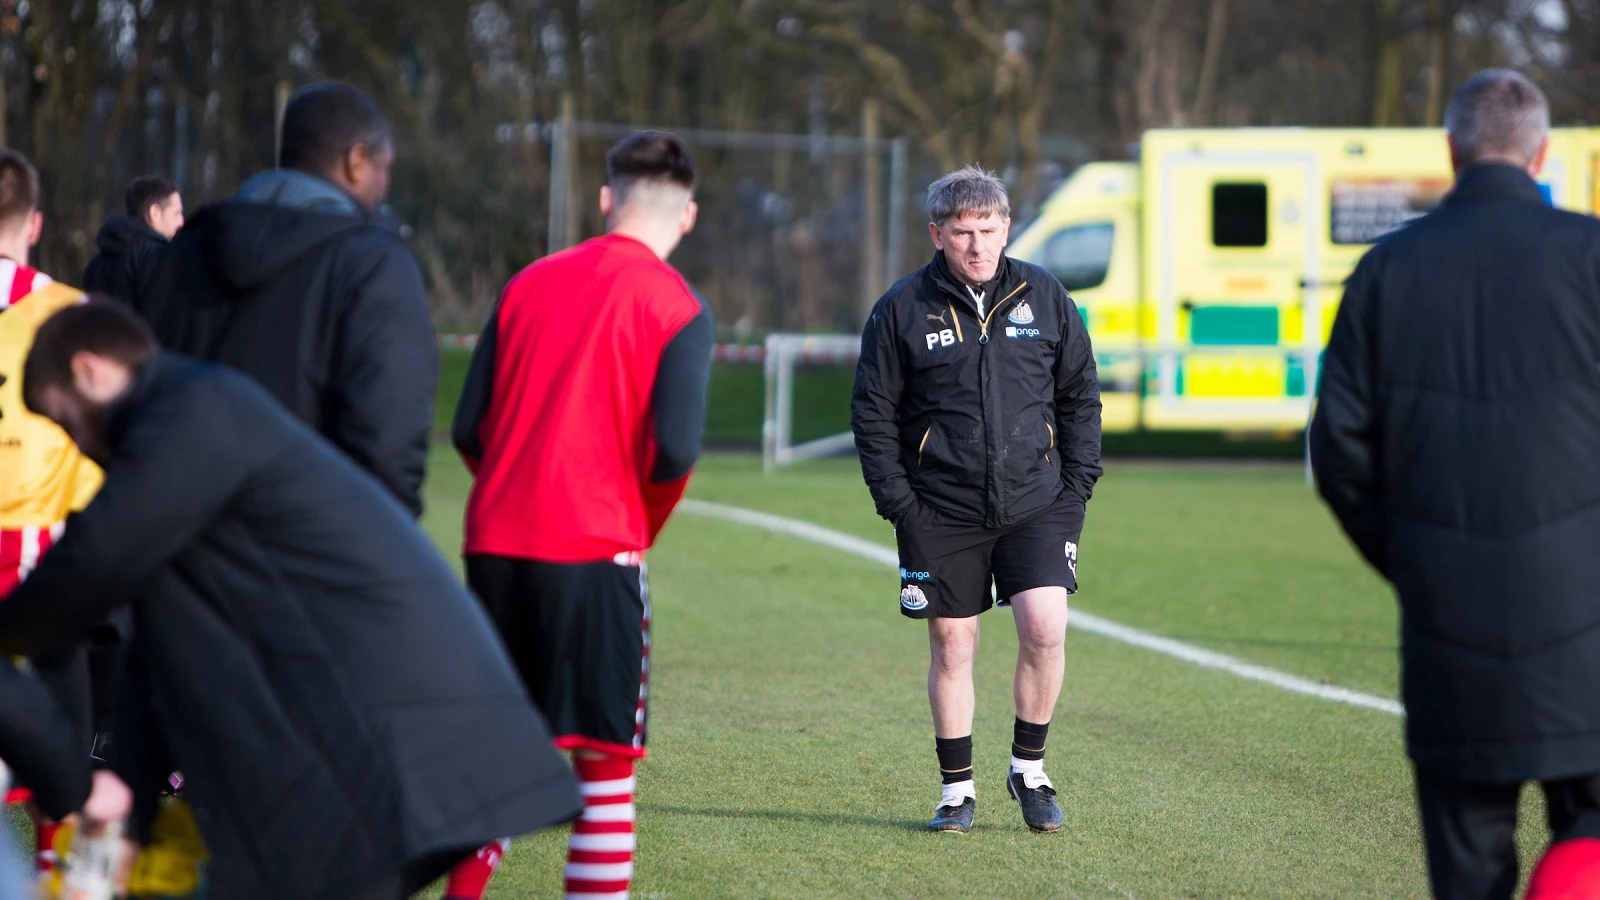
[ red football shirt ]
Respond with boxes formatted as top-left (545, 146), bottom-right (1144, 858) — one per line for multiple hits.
top-left (461, 234), bottom-right (705, 563)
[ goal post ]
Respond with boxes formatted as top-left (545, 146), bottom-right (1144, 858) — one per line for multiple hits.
top-left (761, 333), bottom-right (862, 473)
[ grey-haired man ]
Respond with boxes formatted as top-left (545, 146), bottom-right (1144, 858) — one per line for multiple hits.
top-left (851, 165), bottom-right (1102, 833)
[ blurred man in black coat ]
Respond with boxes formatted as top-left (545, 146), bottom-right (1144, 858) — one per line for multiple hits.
top-left (129, 81), bottom-right (436, 515)
top-left (0, 302), bottom-right (580, 900)
top-left (82, 176), bottom-right (183, 304)
top-left (1312, 69), bottom-right (1600, 899)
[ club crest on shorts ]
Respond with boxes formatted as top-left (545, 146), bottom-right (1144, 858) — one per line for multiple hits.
top-left (1008, 301), bottom-right (1034, 325)
top-left (900, 584), bottom-right (929, 611)
top-left (1065, 541), bottom-right (1078, 575)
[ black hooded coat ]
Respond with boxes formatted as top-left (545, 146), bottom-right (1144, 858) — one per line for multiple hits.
top-left (130, 169), bottom-right (437, 516)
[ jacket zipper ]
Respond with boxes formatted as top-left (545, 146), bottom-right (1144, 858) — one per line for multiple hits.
top-left (978, 282), bottom-right (1030, 343)
top-left (918, 424), bottom-right (932, 468)
top-left (974, 281), bottom-right (1030, 526)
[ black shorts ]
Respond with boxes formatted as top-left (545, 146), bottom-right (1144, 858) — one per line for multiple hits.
top-left (466, 554), bottom-right (651, 759)
top-left (894, 494), bottom-right (1084, 619)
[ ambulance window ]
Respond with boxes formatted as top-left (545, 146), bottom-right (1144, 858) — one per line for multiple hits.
top-left (1212, 182), bottom-right (1268, 247)
top-left (1039, 222), bottom-right (1114, 291)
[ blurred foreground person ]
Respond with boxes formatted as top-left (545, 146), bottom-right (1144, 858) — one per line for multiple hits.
top-left (1527, 835), bottom-right (1600, 899)
top-left (0, 656), bottom-right (95, 898)
top-left (1312, 69), bottom-right (1600, 900)
top-left (81, 176), bottom-right (183, 302)
top-left (132, 81), bottom-right (436, 515)
top-left (0, 148), bottom-right (107, 876)
top-left (453, 131), bottom-right (711, 900)
top-left (0, 302), bottom-right (581, 900)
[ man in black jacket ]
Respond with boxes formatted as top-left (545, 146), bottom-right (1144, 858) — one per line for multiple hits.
top-left (1311, 69), bottom-right (1600, 899)
top-left (851, 165), bottom-right (1101, 835)
top-left (0, 302), bottom-right (581, 900)
top-left (130, 81), bottom-right (436, 515)
top-left (82, 176), bottom-right (183, 303)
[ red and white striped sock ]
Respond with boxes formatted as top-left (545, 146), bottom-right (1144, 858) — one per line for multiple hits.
top-left (565, 754), bottom-right (636, 900)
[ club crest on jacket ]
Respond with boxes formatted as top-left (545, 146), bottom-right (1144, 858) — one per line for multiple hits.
top-left (1008, 302), bottom-right (1034, 325)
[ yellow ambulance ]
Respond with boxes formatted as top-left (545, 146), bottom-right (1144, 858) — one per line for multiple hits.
top-left (1008, 128), bottom-right (1600, 432)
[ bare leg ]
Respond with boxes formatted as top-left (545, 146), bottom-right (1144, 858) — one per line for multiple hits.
top-left (928, 616), bottom-right (980, 738)
top-left (1010, 587), bottom-right (1069, 724)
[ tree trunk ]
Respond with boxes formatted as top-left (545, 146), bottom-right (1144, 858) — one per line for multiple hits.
top-left (1190, 0), bottom-right (1229, 126)
top-left (1370, 0), bottom-right (1406, 126)
top-left (1135, 0), bottom-right (1174, 131)
top-left (1422, 0), bottom-right (1445, 124)
top-left (1090, 0), bottom-right (1129, 157)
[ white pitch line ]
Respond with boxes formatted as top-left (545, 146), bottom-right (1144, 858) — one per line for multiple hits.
top-left (678, 498), bottom-right (1404, 718)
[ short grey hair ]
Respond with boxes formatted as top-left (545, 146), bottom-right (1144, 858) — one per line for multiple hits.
top-left (927, 164), bottom-right (1010, 225)
top-left (1444, 69), bottom-right (1549, 166)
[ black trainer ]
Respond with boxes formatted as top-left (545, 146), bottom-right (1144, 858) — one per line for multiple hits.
top-left (1007, 769), bottom-right (1062, 832)
top-left (929, 796), bottom-right (975, 833)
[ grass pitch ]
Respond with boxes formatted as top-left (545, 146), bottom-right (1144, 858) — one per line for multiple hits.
top-left (6, 451), bottom-right (1552, 896)
top-left (419, 452), bottom-right (1557, 899)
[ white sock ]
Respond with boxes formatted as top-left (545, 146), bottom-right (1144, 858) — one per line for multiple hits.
top-left (1010, 755), bottom-right (1044, 775)
top-left (940, 779), bottom-right (976, 806)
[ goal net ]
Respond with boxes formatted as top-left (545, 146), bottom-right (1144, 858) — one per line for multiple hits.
top-left (760, 333), bottom-right (861, 473)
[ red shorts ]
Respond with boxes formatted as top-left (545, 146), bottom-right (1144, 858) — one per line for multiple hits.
top-left (0, 525), bottom-right (61, 598)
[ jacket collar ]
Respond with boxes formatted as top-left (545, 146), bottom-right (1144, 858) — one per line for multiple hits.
top-left (234, 168), bottom-right (365, 216)
top-left (1445, 163), bottom-right (1548, 207)
top-left (929, 251), bottom-right (1016, 307)
top-left (106, 351), bottom-right (187, 450)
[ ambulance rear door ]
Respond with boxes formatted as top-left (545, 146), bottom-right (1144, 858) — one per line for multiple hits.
top-left (1143, 142), bottom-right (1321, 431)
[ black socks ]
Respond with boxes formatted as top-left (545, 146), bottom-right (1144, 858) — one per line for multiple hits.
top-left (936, 735), bottom-right (974, 784)
top-left (1012, 718), bottom-right (1049, 763)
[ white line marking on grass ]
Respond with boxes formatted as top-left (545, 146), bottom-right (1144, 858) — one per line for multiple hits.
top-left (678, 499), bottom-right (1404, 718)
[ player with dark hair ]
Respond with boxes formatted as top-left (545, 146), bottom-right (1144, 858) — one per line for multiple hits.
top-left (0, 148), bottom-right (105, 876)
top-left (131, 80), bottom-right (435, 515)
top-left (451, 130), bottom-right (712, 900)
top-left (82, 175), bottom-right (182, 304)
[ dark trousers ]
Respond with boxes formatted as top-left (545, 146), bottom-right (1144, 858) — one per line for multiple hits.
top-left (1416, 769), bottom-right (1600, 900)
top-left (351, 848), bottom-right (474, 900)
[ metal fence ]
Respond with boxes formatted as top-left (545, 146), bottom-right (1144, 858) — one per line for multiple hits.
top-left (500, 110), bottom-right (914, 340)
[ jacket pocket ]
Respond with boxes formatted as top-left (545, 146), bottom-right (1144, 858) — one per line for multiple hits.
top-left (913, 417), bottom-right (980, 483)
top-left (1044, 416), bottom-right (1055, 464)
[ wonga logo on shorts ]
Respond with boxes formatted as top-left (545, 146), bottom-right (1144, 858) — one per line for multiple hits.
top-left (900, 585), bottom-right (930, 611)
top-left (900, 567), bottom-right (931, 582)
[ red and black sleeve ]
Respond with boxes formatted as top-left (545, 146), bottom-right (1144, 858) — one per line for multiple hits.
top-left (642, 300), bottom-right (713, 540)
